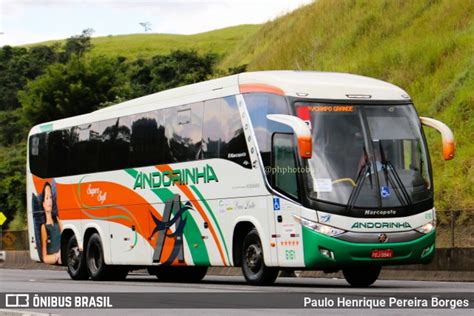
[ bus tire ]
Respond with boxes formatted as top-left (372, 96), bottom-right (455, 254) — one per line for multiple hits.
top-left (86, 233), bottom-right (113, 281)
top-left (66, 235), bottom-right (89, 280)
top-left (342, 266), bottom-right (381, 287)
top-left (241, 228), bottom-right (278, 286)
top-left (152, 266), bottom-right (208, 283)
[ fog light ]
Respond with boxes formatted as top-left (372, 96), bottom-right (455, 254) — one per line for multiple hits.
top-left (421, 245), bottom-right (433, 258)
top-left (319, 247), bottom-right (335, 260)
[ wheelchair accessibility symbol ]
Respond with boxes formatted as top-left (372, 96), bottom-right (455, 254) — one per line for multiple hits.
top-left (273, 197), bottom-right (280, 211)
top-left (380, 186), bottom-right (391, 199)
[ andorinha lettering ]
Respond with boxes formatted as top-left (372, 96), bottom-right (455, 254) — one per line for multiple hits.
top-left (351, 222), bottom-right (412, 229)
top-left (133, 164), bottom-right (218, 190)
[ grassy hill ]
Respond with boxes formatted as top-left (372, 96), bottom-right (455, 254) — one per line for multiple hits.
top-left (25, 24), bottom-right (261, 60)
top-left (221, 0), bottom-right (474, 212)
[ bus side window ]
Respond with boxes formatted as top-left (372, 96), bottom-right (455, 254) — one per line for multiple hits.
top-left (203, 97), bottom-right (250, 168)
top-left (244, 93), bottom-right (291, 178)
top-left (202, 99), bottom-right (222, 159)
top-left (130, 112), bottom-right (163, 168)
top-left (99, 117), bottom-right (131, 172)
top-left (160, 107), bottom-right (173, 164)
top-left (29, 133), bottom-right (48, 178)
top-left (220, 96), bottom-right (250, 168)
top-left (69, 123), bottom-right (100, 175)
top-left (272, 133), bottom-right (299, 199)
top-left (47, 130), bottom-right (70, 177)
top-left (167, 102), bottom-right (203, 163)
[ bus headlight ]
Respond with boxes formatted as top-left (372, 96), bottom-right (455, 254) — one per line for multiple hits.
top-left (294, 215), bottom-right (345, 237)
top-left (415, 220), bottom-right (436, 234)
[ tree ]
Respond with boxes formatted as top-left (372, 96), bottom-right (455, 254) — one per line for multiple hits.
top-left (0, 45), bottom-right (58, 111)
top-left (0, 143), bottom-right (27, 230)
top-left (128, 50), bottom-right (218, 97)
top-left (150, 50), bottom-right (217, 91)
top-left (139, 22), bottom-right (152, 32)
top-left (0, 109), bottom-right (26, 146)
top-left (63, 28), bottom-right (94, 60)
top-left (19, 54), bottom-right (129, 126)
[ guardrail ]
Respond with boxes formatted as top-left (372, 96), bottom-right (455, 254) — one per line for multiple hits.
top-left (436, 209), bottom-right (474, 248)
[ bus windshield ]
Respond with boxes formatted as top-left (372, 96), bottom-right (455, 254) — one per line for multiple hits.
top-left (295, 103), bottom-right (432, 209)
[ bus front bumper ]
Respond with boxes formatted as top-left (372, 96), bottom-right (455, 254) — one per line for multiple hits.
top-left (302, 226), bottom-right (435, 269)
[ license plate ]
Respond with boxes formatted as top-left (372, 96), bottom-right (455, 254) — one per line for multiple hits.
top-left (371, 249), bottom-right (393, 259)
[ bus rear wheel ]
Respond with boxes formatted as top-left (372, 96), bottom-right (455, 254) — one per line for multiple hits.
top-left (342, 266), bottom-right (381, 287)
top-left (241, 229), bottom-right (278, 286)
top-left (66, 235), bottom-right (88, 280)
top-left (149, 266), bottom-right (208, 283)
top-left (86, 233), bottom-right (123, 281)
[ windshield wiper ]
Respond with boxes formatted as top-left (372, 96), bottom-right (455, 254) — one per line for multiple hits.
top-left (347, 147), bottom-right (372, 211)
top-left (378, 142), bottom-right (413, 207)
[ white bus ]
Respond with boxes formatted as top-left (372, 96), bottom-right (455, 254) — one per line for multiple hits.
top-left (27, 71), bottom-right (455, 286)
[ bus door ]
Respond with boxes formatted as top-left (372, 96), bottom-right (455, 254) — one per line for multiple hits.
top-left (271, 133), bottom-right (305, 267)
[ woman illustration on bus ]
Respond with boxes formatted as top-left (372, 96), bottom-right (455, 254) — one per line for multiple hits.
top-left (39, 182), bottom-right (63, 264)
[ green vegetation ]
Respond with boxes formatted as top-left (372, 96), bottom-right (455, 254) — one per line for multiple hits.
top-left (26, 25), bottom-right (261, 60)
top-left (222, 0), bottom-right (474, 214)
top-left (0, 144), bottom-right (26, 230)
top-left (19, 55), bottom-right (130, 124)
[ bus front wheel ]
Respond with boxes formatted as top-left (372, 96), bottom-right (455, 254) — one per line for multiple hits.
top-left (342, 266), bottom-right (381, 287)
top-left (66, 235), bottom-right (89, 280)
top-left (241, 229), bottom-right (278, 286)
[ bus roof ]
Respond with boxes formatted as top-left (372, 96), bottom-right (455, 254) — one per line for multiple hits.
top-left (239, 71), bottom-right (409, 100)
top-left (29, 71), bottom-right (410, 135)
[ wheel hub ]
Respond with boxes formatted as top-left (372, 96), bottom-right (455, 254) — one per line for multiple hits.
top-left (89, 243), bottom-right (101, 273)
top-left (245, 244), bottom-right (262, 272)
top-left (68, 247), bottom-right (80, 271)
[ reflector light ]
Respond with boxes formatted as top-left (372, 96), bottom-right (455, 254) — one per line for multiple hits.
top-left (346, 94), bottom-right (372, 99)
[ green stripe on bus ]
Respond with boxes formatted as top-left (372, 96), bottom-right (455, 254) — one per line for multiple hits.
top-left (39, 123), bottom-right (53, 132)
top-left (150, 188), bottom-right (210, 266)
top-left (125, 168), bottom-right (138, 178)
top-left (190, 185), bottom-right (230, 264)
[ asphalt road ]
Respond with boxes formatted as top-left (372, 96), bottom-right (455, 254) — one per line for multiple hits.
top-left (0, 269), bottom-right (473, 315)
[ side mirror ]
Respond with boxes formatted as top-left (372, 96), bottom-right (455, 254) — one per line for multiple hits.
top-left (420, 117), bottom-right (455, 160)
top-left (267, 114), bottom-right (312, 159)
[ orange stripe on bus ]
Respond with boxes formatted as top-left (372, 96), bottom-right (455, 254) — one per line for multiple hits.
top-left (239, 83), bottom-right (285, 96)
top-left (32, 175), bottom-right (189, 265)
top-left (32, 175), bottom-right (174, 251)
top-left (157, 164), bottom-right (228, 266)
